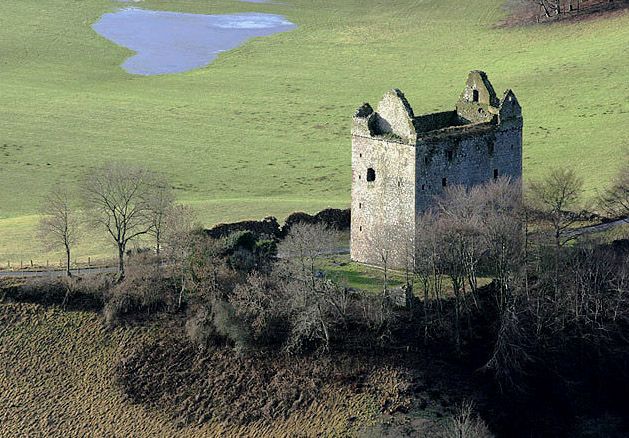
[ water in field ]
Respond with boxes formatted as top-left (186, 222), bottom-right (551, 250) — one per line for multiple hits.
top-left (92, 8), bottom-right (296, 75)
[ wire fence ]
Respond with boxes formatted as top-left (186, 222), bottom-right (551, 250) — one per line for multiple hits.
top-left (0, 257), bottom-right (115, 273)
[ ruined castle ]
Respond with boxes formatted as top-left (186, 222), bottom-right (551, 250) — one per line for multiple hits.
top-left (350, 71), bottom-right (523, 267)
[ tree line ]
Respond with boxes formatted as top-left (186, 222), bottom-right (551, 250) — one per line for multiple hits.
top-left (38, 162), bottom-right (196, 278)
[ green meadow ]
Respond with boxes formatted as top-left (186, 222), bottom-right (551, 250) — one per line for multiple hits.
top-left (1, 0), bottom-right (627, 264)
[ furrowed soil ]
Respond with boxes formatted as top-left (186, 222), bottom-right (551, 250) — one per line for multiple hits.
top-left (0, 301), bottom-right (467, 436)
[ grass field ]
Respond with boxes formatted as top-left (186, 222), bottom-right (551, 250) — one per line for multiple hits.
top-left (1, 0), bottom-right (627, 263)
top-left (318, 254), bottom-right (493, 295)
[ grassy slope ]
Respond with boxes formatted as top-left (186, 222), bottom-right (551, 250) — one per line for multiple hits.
top-left (0, 0), bottom-right (627, 263)
top-left (318, 254), bottom-right (492, 295)
top-left (0, 301), bottom-right (379, 435)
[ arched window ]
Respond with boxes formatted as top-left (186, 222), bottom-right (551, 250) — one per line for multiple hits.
top-left (367, 168), bottom-right (376, 182)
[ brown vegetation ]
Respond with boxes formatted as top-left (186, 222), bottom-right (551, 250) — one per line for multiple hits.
top-left (116, 338), bottom-right (412, 428)
top-left (502, 0), bottom-right (628, 26)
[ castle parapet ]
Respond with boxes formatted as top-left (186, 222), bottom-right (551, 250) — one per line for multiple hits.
top-left (352, 70), bottom-right (522, 145)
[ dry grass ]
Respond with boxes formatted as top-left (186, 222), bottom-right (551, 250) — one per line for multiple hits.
top-left (0, 302), bottom-right (385, 436)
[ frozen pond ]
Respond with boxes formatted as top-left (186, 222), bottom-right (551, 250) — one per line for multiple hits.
top-left (92, 8), bottom-right (296, 75)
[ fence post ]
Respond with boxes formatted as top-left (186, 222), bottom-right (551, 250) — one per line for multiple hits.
top-left (20, 260), bottom-right (23, 269)
top-left (88, 257), bottom-right (91, 267)
top-left (30, 260), bottom-right (33, 267)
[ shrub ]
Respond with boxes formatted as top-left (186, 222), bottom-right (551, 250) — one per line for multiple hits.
top-left (229, 272), bottom-right (289, 346)
top-left (1, 275), bottom-right (109, 311)
top-left (185, 299), bottom-right (250, 352)
top-left (439, 401), bottom-right (493, 438)
top-left (104, 254), bottom-right (175, 325)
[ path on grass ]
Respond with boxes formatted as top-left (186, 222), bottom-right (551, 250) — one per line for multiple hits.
top-left (0, 247), bottom-right (351, 279)
top-left (564, 217), bottom-right (627, 238)
top-left (1, 218), bottom-right (625, 279)
top-left (0, 266), bottom-right (117, 278)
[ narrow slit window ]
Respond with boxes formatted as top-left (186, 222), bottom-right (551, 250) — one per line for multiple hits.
top-left (472, 89), bottom-right (479, 102)
top-left (493, 169), bottom-right (499, 180)
top-left (366, 168), bottom-right (376, 182)
top-left (488, 143), bottom-right (494, 156)
top-left (421, 184), bottom-right (425, 190)
top-left (442, 177), bottom-right (447, 187)
top-left (359, 226), bottom-right (362, 232)
top-left (446, 150), bottom-right (453, 162)
top-left (359, 202), bottom-right (362, 209)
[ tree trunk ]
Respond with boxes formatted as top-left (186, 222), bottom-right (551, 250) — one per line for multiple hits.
top-left (178, 274), bottom-right (186, 309)
top-left (118, 244), bottom-right (126, 279)
top-left (65, 244), bottom-right (72, 277)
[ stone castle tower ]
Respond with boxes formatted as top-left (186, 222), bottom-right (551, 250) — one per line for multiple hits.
top-left (350, 71), bottom-right (523, 267)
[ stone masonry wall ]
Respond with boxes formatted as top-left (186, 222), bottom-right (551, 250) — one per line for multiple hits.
top-left (351, 71), bottom-right (522, 269)
top-left (415, 124), bottom-right (522, 215)
top-left (351, 135), bottom-right (416, 268)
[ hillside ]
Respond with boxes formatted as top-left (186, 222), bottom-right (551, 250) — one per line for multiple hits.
top-left (1, 0), bottom-right (627, 263)
top-left (0, 301), bottom-right (384, 436)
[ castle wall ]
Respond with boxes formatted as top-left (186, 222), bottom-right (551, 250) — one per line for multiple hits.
top-left (350, 71), bottom-right (522, 269)
top-left (415, 123), bottom-right (523, 214)
top-left (350, 135), bottom-right (416, 268)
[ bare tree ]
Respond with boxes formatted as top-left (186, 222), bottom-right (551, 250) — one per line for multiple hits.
top-left (599, 161), bottom-right (629, 220)
top-left (83, 162), bottom-right (156, 279)
top-left (480, 178), bottom-right (525, 309)
top-left (436, 185), bottom-right (485, 297)
top-left (277, 222), bottom-right (341, 351)
top-left (417, 179), bottom-right (524, 350)
top-left (414, 211), bottom-right (444, 339)
top-left (528, 167), bottom-right (584, 248)
top-left (146, 175), bottom-right (175, 255)
top-left (38, 187), bottom-right (81, 277)
top-left (278, 222), bottom-right (339, 288)
top-left (162, 204), bottom-right (199, 307)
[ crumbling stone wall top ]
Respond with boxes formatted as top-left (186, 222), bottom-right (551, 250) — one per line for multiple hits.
top-left (352, 71), bottom-right (521, 144)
